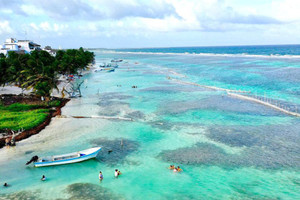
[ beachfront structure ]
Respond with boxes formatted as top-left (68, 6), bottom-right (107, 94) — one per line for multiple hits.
top-left (18, 39), bottom-right (41, 52)
top-left (0, 38), bottom-right (41, 55)
top-left (43, 45), bottom-right (56, 56)
top-left (0, 38), bottom-right (21, 55)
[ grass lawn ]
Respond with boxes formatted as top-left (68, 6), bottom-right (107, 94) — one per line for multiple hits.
top-left (0, 103), bottom-right (50, 131)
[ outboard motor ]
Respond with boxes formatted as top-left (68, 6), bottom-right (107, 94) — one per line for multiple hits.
top-left (26, 155), bottom-right (39, 165)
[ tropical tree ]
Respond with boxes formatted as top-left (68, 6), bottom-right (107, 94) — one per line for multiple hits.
top-left (21, 73), bottom-right (58, 98)
top-left (54, 48), bottom-right (94, 75)
top-left (0, 57), bottom-right (8, 86)
top-left (1, 48), bottom-right (94, 98)
top-left (21, 50), bottom-right (58, 98)
top-left (5, 52), bottom-right (30, 87)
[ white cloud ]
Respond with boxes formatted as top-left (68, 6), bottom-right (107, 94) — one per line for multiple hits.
top-left (20, 4), bottom-right (44, 16)
top-left (272, 0), bottom-right (300, 21)
top-left (40, 22), bottom-right (51, 31)
top-left (0, 20), bottom-right (13, 35)
top-left (29, 23), bottom-right (39, 31)
top-left (53, 23), bottom-right (68, 32)
top-left (1, 0), bottom-right (299, 47)
top-left (26, 22), bottom-right (68, 37)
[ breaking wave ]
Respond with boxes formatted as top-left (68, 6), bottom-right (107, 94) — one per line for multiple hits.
top-left (98, 50), bottom-right (300, 59)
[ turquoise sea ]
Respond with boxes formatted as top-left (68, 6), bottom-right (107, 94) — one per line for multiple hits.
top-left (0, 45), bottom-right (300, 199)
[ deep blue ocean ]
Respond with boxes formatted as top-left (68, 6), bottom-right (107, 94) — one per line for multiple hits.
top-left (110, 44), bottom-right (300, 57)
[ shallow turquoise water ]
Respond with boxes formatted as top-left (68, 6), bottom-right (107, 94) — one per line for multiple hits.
top-left (0, 51), bottom-right (299, 200)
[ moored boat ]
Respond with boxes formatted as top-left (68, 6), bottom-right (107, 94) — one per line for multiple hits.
top-left (106, 68), bottom-right (115, 72)
top-left (99, 62), bottom-right (119, 69)
top-left (99, 63), bottom-right (111, 68)
top-left (111, 59), bottom-right (123, 62)
top-left (94, 67), bottom-right (115, 72)
top-left (33, 147), bottom-right (101, 167)
top-left (101, 68), bottom-right (115, 72)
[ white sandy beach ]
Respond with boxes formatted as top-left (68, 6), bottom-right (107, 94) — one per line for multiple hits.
top-left (0, 86), bottom-right (31, 95)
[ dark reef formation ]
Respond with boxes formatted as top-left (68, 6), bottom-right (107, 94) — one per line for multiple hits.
top-left (158, 139), bottom-right (300, 169)
top-left (64, 183), bottom-right (122, 200)
top-left (91, 138), bottom-right (139, 166)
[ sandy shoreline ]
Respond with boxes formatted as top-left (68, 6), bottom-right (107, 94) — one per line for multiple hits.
top-left (0, 86), bottom-right (31, 95)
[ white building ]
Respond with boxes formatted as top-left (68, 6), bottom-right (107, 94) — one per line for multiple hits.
top-left (0, 38), bottom-right (41, 56)
top-left (43, 45), bottom-right (56, 56)
top-left (0, 38), bottom-right (20, 55)
top-left (18, 40), bottom-right (41, 52)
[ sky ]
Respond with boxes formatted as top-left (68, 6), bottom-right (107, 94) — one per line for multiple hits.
top-left (0, 0), bottom-right (300, 48)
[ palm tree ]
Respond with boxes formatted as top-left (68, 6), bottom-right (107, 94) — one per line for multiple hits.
top-left (20, 50), bottom-right (58, 99)
top-left (21, 71), bottom-right (59, 99)
top-left (2, 48), bottom-right (94, 99)
top-left (0, 57), bottom-right (8, 86)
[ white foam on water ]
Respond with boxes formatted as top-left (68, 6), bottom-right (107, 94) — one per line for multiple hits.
top-left (99, 50), bottom-right (300, 59)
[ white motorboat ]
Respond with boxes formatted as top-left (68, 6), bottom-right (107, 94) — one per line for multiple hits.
top-left (33, 147), bottom-right (101, 167)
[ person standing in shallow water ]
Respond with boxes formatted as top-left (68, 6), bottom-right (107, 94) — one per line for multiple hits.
top-left (114, 169), bottom-right (122, 178)
top-left (115, 169), bottom-right (119, 178)
top-left (99, 171), bottom-right (103, 181)
top-left (41, 175), bottom-right (46, 181)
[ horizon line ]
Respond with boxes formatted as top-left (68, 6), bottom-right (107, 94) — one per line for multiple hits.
top-left (85, 43), bottom-right (300, 50)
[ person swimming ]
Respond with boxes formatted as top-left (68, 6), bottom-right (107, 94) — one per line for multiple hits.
top-left (3, 183), bottom-right (9, 187)
top-left (169, 165), bottom-right (175, 170)
top-left (99, 171), bottom-right (103, 181)
top-left (115, 169), bottom-right (119, 178)
top-left (41, 175), bottom-right (46, 181)
top-left (177, 166), bottom-right (183, 172)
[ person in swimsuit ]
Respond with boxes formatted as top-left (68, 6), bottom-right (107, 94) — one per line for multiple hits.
top-left (177, 166), bottom-right (183, 172)
top-left (115, 169), bottom-right (119, 178)
top-left (99, 171), bottom-right (103, 181)
top-left (41, 175), bottom-right (46, 181)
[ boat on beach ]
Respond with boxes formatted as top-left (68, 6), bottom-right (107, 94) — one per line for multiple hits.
top-left (33, 147), bottom-right (101, 167)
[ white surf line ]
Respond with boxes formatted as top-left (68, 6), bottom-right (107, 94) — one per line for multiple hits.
top-left (57, 115), bottom-right (133, 121)
top-left (170, 78), bottom-right (250, 93)
top-left (228, 92), bottom-right (300, 117)
top-left (91, 115), bottom-right (133, 121)
top-left (101, 50), bottom-right (300, 59)
top-left (167, 70), bottom-right (187, 78)
top-left (169, 78), bottom-right (299, 117)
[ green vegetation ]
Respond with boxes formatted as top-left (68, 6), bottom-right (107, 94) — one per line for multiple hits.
top-left (0, 47), bottom-right (94, 98)
top-left (0, 103), bottom-right (50, 131)
top-left (0, 47), bottom-right (93, 132)
top-left (48, 100), bottom-right (61, 107)
top-left (2, 103), bottom-right (43, 112)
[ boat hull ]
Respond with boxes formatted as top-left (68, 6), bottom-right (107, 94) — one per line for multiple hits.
top-left (34, 147), bottom-right (101, 167)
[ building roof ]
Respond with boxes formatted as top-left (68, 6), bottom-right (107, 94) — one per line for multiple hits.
top-left (30, 42), bottom-right (41, 47)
